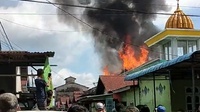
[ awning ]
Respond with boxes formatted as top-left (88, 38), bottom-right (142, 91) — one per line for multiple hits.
top-left (125, 51), bottom-right (200, 81)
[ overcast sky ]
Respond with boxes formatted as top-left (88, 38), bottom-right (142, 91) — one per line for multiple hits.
top-left (0, 0), bottom-right (200, 88)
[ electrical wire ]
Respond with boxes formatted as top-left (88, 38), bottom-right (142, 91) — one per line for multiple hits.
top-left (19, 0), bottom-right (200, 9)
top-left (18, 0), bottom-right (200, 17)
top-left (45, 0), bottom-right (115, 41)
top-left (0, 22), bottom-right (13, 50)
top-left (0, 18), bottom-right (86, 32)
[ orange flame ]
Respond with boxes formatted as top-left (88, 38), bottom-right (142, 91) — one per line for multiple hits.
top-left (119, 45), bottom-right (148, 70)
top-left (103, 35), bottom-right (149, 75)
top-left (119, 35), bottom-right (148, 71)
top-left (103, 66), bottom-right (110, 75)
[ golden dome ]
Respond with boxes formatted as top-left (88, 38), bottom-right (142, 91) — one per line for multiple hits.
top-left (165, 2), bottom-right (194, 29)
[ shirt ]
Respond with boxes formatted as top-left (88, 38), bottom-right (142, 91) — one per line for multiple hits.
top-left (35, 78), bottom-right (47, 99)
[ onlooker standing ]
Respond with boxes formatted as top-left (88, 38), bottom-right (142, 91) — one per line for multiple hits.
top-left (115, 103), bottom-right (125, 112)
top-left (136, 105), bottom-right (150, 112)
top-left (35, 69), bottom-right (48, 110)
top-left (0, 93), bottom-right (21, 112)
top-left (68, 104), bottom-right (89, 112)
top-left (95, 102), bottom-right (106, 112)
top-left (126, 106), bottom-right (139, 112)
top-left (156, 105), bottom-right (166, 112)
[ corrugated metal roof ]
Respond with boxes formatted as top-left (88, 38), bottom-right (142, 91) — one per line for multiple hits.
top-left (125, 59), bottom-right (166, 75)
top-left (125, 51), bottom-right (196, 81)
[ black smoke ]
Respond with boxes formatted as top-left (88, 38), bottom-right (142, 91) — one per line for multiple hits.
top-left (54, 0), bottom-right (170, 74)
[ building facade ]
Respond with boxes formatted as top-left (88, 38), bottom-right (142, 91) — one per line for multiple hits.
top-left (125, 1), bottom-right (200, 112)
top-left (54, 76), bottom-right (89, 109)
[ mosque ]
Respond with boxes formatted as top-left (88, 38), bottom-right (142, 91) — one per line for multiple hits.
top-left (125, 0), bottom-right (200, 112)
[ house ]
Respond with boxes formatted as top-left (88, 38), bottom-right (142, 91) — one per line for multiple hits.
top-left (54, 76), bottom-right (89, 109)
top-left (125, 1), bottom-right (200, 112)
top-left (78, 75), bottom-right (137, 112)
top-left (0, 51), bottom-right (54, 110)
top-left (0, 51), bottom-right (54, 93)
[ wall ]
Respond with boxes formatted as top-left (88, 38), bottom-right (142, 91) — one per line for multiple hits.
top-left (0, 65), bottom-right (16, 93)
top-left (138, 76), bottom-right (171, 112)
top-left (121, 88), bottom-right (135, 106)
top-left (55, 82), bottom-right (89, 107)
top-left (171, 79), bottom-right (200, 111)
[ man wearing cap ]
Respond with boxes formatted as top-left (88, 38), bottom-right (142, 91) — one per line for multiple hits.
top-left (95, 102), bottom-right (106, 112)
top-left (155, 105), bottom-right (166, 112)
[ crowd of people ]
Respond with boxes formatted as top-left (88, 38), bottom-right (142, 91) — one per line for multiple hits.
top-left (66, 102), bottom-right (166, 112)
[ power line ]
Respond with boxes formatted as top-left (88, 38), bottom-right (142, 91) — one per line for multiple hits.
top-left (0, 12), bottom-right (200, 16)
top-left (0, 18), bottom-right (87, 32)
top-left (18, 0), bottom-right (200, 17)
top-left (19, 0), bottom-right (200, 9)
top-left (0, 22), bottom-right (13, 50)
top-left (45, 0), bottom-right (114, 39)
top-left (0, 28), bottom-right (24, 50)
top-left (0, 28), bottom-right (8, 50)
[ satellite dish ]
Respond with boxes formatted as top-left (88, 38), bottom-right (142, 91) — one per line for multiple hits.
top-left (77, 0), bottom-right (91, 5)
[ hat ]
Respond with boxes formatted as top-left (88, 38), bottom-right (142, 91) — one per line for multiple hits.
top-left (157, 106), bottom-right (166, 112)
top-left (96, 102), bottom-right (105, 110)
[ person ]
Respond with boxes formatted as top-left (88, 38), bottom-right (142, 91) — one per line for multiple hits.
top-left (0, 93), bottom-right (21, 112)
top-left (95, 102), bottom-right (106, 112)
top-left (156, 105), bottom-right (166, 112)
top-left (68, 104), bottom-right (89, 112)
top-left (115, 103), bottom-right (125, 112)
top-left (48, 73), bottom-right (53, 90)
top-left (47, 73), bottom-right (53, 107)
top-left (126, 106), bottom-right (139, 112)
top-left (35, 68), bottom-right (48, 110)
top-left (136, 105), bottom-right (150, 112)
top-left (47, 90), bottom-right (53, 107)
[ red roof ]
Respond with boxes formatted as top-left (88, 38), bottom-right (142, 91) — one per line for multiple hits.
top-left (100, 75), bottom-right (134, 92)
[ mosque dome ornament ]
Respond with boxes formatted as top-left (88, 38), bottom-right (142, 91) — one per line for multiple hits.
top-left (165, 0), bottom-right (194, 29)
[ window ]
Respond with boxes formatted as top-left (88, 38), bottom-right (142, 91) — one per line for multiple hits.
top-left (185, 87), bottom-right (200, 112)
top-left (188, 40), bottom-right (197, 53)
top-left (178, 40), bottom-right (197, 56)
top-left (163, 42), bottom-right (172, 60)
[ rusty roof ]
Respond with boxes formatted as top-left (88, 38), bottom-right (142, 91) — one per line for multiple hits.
top-left (0, 51), bottom-right (54, 66)
top-left (96, 75), bottom-right (134, 94)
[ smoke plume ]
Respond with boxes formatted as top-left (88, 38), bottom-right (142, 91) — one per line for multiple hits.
top-left (54, 0), bottom-right (170, 74)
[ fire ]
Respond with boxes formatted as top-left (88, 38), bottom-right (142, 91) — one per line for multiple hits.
top-left (103, 35), bottom-right (149, 75)
top-left (119, 44), bottom-right (148, 70)
top-left (119, 35), bottom-right (148, 71)
top-left (103, 66), bottom-right (110, 75)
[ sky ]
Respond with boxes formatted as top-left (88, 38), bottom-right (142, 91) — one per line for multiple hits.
top-left (0, 0), bottom-right (200, 88)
